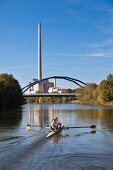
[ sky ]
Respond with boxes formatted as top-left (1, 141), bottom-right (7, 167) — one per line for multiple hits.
top-left (0, 0), bottom-right (113, 89)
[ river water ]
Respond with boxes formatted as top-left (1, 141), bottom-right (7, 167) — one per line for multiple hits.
top-left (0, 104), bottom-right (113, 170)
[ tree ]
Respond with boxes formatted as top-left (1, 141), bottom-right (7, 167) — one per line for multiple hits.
top-left (75, 83), bottom-right (97, 104)
top-left (0, 73), bottom-right (24, 108)
top-left (96, 79), bottom-right (113, 104)
top-left (107, 74), bottom-right (113, 85)
top-left (107, 74), bottom-right (113, 101)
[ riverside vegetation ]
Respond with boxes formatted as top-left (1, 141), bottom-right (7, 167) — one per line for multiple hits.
top-left (0, 73), bottom-right (24, 108)
top-left (26, 74), bottom-right (113, 106)
top-left (75, 74), bottom-right (113, 106)
top-left (0, 73), bottom-right (113, 107)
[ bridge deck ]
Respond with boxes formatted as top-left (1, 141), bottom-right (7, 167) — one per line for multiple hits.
top-left (23, 93), bottom-right (76, 97)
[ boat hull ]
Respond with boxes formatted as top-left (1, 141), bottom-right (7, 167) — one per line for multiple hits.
top-left (46, 124), bottom-right (63, 138)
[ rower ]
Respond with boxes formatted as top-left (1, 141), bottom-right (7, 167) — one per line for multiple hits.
top-left (55, 117), bottom-right (62, 128)
top-left (51, 118), bottom-right (59, 131)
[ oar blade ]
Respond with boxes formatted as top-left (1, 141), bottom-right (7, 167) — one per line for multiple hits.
top-left (26, 124), bottom-right (31, 131)
top-left (65, 125), bottom-right (96, 129)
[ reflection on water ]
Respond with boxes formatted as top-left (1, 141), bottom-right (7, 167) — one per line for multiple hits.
top-left (48, 128), bottom-right (96, 144)
top-left (0, 104), bottom-right (113, 133)
top-left (24, 104), bottom-right (113, 133)
top-left (50, 132), bottom-right (64, 144)
top-left (0, 104), bottom-right (113, 169)
top-left (0, 108), bottom-right (22, 130)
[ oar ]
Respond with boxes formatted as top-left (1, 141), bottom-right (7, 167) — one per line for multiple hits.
top-left (26, 124), bottom-right (41, 132)
top-left (65, 125), bottom-right (96, 129)
top-left (26, 124), bottom-right (31, 131)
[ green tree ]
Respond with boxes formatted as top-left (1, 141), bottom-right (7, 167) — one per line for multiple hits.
top-left (96, 78), bottom-right (113, 104)
top-left (66, 88), bottom-right (73, 93)
top-left (39, 97), bottom-right (45, 103)
top-left (0, 73), bottom-right (23, 108)
top-left (107, 74), bottom-right (113, 101)
top-left (75, 83), bottom-right (97, 104)
top-left (107, 74), bottom-right (113, 85)
top-left (35, 97), bottom-right (39, 103)
top-left (25, 97), bottom-right (36, 103)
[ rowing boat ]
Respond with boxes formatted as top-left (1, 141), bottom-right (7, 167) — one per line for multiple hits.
top-left (46, 124), bottom-right (64, 138)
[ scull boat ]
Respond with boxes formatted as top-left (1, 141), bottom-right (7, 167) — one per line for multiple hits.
top-left (46, 124), bottom-right (96, 138)
top-left (46, 124), bottom-right (64, 138)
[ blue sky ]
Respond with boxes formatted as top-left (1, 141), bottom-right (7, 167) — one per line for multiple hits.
top-left (0, 0), bottom-right (113, 88)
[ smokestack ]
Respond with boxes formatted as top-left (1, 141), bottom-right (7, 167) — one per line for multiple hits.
top-left (38, 22), bottom-right (42, 80)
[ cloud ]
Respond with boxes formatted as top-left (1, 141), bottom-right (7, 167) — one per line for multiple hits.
top-left (45, 51), bottom-right (113, 58)
top-left (89, 53), bottom-right (105, 57)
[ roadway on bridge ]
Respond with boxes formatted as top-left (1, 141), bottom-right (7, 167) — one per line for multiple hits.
top-left (23, 93), bottom-right (76, 97)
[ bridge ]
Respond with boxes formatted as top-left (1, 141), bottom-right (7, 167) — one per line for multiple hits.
top-left (22, 76), bottom-right (86, 97)
top-left (23, 93), bottom-right (76, 97)
top-left (22, 24), bottom-right (87, 98)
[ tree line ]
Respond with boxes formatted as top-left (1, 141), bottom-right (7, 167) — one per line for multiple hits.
top-left (75, 74), bottom-right (113, 105)
top-left (0, 73), bottom-right (113, 107)
top-left (26, 74), bottom-right (113, 105)
top-left (25, 96), bottom-right (74, 104)
top-left (0, 73), bottom-right (24, 108)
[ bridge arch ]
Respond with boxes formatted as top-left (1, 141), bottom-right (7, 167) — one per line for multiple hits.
top-left (22, 76), bottom-right (87, 94)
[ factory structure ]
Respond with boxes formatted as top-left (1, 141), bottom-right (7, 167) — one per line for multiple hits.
top-left (32, 23), bottom-right (56, 93)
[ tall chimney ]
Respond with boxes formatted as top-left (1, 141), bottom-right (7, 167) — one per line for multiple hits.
top-left (38, 22), bottom-right (42, 80)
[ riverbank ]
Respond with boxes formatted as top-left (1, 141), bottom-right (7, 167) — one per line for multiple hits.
top-left (71, 100), bottom-right (113, 107)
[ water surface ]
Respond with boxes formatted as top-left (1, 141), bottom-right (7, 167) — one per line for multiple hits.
top-left (0, 104), bottom-right (113, 170)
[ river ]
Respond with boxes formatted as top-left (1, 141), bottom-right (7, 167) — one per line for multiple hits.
top-left (0, 104), bottom-right (113, 170)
